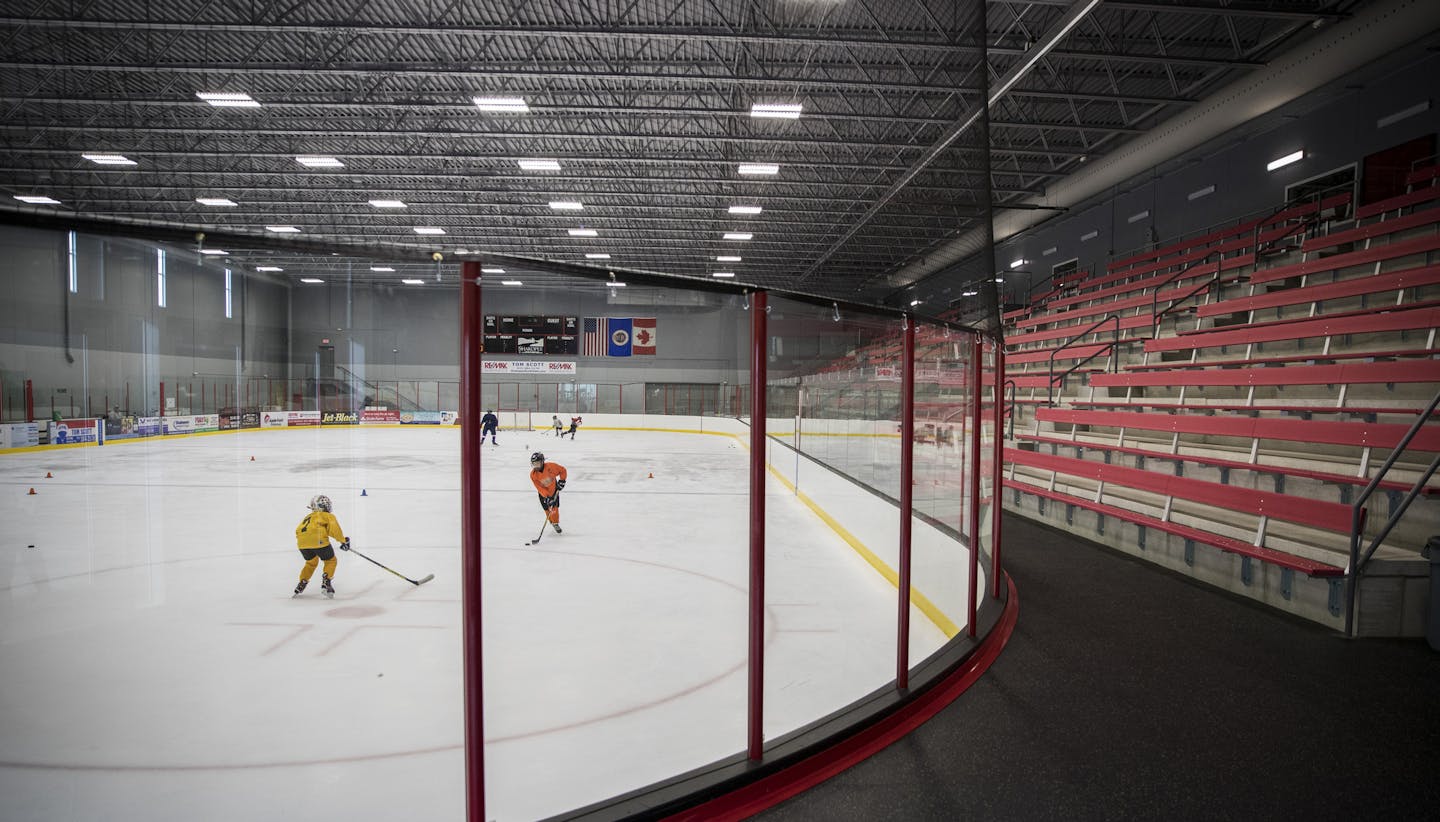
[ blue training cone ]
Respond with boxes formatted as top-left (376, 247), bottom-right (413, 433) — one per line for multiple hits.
top-left (361, 488), bottom-right (368, 497)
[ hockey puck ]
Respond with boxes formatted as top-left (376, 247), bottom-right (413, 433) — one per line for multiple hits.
top-left (27, 544), bottom-right (35, 548)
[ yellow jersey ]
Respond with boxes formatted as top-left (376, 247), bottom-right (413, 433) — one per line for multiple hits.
top-left (295, 510), bottom-right (346, 550)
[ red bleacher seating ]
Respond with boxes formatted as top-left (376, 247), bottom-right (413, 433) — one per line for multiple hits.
top-left (1004, 448), bottom-right (1349, 576)
top-left (1356, 185), bottom-right (1440, 220)
top-left (1090, 359), bottom-right (1440, 389)
top-left (1035, 407), bottom-right (1440, 451)
top-left (1195, 263), bottom-right (1440, 318)
top-left (1302, 208), bottom-right (1440, 254)
top-left (1249, 232), bottom-right (1440, 286)
top-left (1143, 304), bottom-right (1440, 354)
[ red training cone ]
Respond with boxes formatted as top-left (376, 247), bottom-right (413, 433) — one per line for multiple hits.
top-left (647, 472), bottom-right (654, 479)
top-left (250, 456), bottom-right (256, 461)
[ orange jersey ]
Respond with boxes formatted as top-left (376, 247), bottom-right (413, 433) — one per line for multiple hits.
top-left (530, 462), bottom-right (567, 497)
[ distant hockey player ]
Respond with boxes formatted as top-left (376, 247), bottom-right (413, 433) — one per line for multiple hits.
top-left (481, 409), bottom-right (499, 446)
top-left (293, 494), bottom-right (348, 598)
top-left (551, 415), bottom-right (564, 437)
top-left (565, 416), bottom-right (582, 440)
top-left (529, 451), bottom-right (568, 534)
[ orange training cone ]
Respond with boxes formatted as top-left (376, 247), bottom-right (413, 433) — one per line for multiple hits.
top-left (647, 472), bottom-right (654, 479)
top-left (250, 456), bottom-right (255, 461)
top-left (45, 472), bottom-right (53, 478)
top-left (28, 487), bottom-right (36, 495)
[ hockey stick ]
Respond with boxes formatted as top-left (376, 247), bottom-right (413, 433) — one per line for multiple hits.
top-left (524, 516), bottom-right (550, 546)
top-left (344, 544), bottom-right (434, 586)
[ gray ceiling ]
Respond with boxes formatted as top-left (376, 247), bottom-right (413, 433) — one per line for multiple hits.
top-left (0, 0), bottom-right (1355, 301)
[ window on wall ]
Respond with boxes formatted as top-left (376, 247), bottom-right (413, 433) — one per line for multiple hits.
top-left (67, 231), bottom-right (78, 293)
top-left (157, 248), bottom-right (167, 308)
top-left (224, 269), bottom-right (233, 318)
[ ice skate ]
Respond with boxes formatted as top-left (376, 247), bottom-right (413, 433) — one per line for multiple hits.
top-left (552, 523), bottom-right (562, 534)
top-left (321, 574), bottom-right (335, 599)
top-left (292, 578), bottom-right (308, 597)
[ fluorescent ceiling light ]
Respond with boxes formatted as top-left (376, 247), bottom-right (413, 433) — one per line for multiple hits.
top-left (519, 159), bottom-right (561, 171)
top-left (995, 277), bottom-right (1005, 283)
top-left (1377, 101), bottom-right (1430, 129)
top-left (256, 266), bottom-right (284, 272)
top-left (1188, 185), bottom-right (1216, 201)
top-left (1010, 258), bottom-right (1026, 268)
top-left (199, 249), bottom-right (228, 256)
top-left (712, 271), bottom-right (735, 278)
top-left (501, 280), bottom-right (524, 286)
top-left (910, 299), bottom-right (923, 306)
top-left (751, 103), bottom-right (802, 119)
top-left (605, 281), bottom-right (626, 287)
top-left (454, 249), bottom-right (471, 255)
top-left (370, 266), bottom-right (395, 272)
top-left (265, 225), bottom-right (301, 233)
top-left (412, 226), bottom-right (446, 235)
top-left (474, 96), bottom-right (529, 113)
top-left (196, 197), bottom-right (237, 206)
top-left (401, 279), bottom-right (426, 285)
top-left (1267, 150), bottom-right (1304, 172)
top-left (962, 290), bottom-right (978, 297)
top-left (568, 228), bottom-right (598, 237)
top-left (300, 278), bottom-right (324, 283)
top-left (13, 195), bottom-right (61, 204)
top-left (481, 267), bottom-right (506, 274)
top-left (723, 232), bottom-right (753, 240)
top-left (717, 255), bottom-right (742, 262)
top-left (585, 253), bottom-right (611, 259)
top-left (728, 205), bottom-right (763, 215)
top-left (368, 199), bottom-right (407, 208)
top-left (737, 163), bottom-right (779, 175)
top-left (196, 91), bottom-right (260, 108)
top-left (296, 155), bottom-right (344, 168)
top-left (82, 152), bottom-right (136, 166)
top-left (549, 201), bottom-right (583, 210)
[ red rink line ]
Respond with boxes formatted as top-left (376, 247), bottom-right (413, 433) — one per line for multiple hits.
top-left (665, 574), bottom-right (1019, 822)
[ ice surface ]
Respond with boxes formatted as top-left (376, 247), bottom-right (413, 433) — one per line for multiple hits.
top-left (0, 426), bottom-right (951, 821)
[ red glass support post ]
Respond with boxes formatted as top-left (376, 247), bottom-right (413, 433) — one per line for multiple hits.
top-left (968, 334), bottom-right (982, 638)
top-left (26, 379), bottom-right (34, 422)
top-left (897, 316), bottom-right (915, 689)
top-left (159, 382), bottom-right (166, 417)
top-left (991, 344), bottom-right (1005, 598)
top-left (459, 261), bottom-right (486, 821)
top-left (747, 290), bottom-right (768, 761)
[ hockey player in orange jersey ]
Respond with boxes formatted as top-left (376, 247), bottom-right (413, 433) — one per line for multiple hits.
top-left (529, 451), bottom-right (568, 534)
top-left (293, 494), bottom-right (348, 598)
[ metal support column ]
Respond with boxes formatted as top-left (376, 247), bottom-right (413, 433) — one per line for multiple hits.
top-left (459, 261), bottom-right (486, 821)
top-left (747, 290), bottom-right (768, 760)
top-left (897, 315), bottom-right (915, 689)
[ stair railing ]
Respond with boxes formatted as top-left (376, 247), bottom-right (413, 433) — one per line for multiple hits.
top-left (1344, 385), bottom-right (1440, 637)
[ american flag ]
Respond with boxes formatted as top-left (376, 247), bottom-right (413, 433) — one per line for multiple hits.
top-left (582, 317), bottom-right (607, 356)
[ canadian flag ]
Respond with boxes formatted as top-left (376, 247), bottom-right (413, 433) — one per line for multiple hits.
top-left (632, 317), bottom-right (657, 355)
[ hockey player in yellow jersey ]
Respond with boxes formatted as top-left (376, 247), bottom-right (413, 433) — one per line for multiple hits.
top-left (293, 494), bottom-right (348, 598)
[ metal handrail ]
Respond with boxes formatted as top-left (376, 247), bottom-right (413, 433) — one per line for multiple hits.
top-left (1149, 253), bottom-right (1221, 339)
top-left (1047, 313), bottom-right (1120, 406)
top-left (1344, 385), bottom-right (1440, 637)
top-left (1004, 379), bottom-right (1016, 439)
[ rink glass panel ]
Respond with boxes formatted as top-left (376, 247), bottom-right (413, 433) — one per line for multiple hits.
top-left (480, 271), bottom-right (752, 809)
top-left (909, 321), bottom-right (978, 655)
top-left (1, 223), bottom-right (998, 817)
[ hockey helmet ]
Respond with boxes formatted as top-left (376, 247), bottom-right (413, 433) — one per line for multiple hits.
top-left (309, 494), bottom-right (332, 513)
top-left (530, 451), bottom-right (545, 468)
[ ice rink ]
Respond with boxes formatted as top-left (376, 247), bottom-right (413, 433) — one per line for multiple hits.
top-left (0, 424), bottom-right (952, 821)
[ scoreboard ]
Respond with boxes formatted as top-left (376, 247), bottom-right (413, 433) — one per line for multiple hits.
top-left (484, 315), bottom-right (579, 355)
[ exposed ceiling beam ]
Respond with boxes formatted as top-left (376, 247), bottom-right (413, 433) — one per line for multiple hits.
top-left (798, 0), bottom-right (1103, 282)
